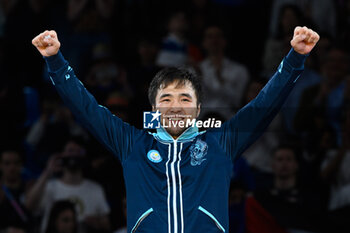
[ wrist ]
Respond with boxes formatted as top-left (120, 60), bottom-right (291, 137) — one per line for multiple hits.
top-left (286, 48), bottom-right (308, 69)
top-left (44, 50), bottom-right (67, 72)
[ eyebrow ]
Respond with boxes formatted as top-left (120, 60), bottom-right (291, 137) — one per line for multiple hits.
top-left (159, 93), bottom-right (172, 99)
top-left (180, 93), bottom-right (193, 99)
top-left (159, 93), bottom-right (193, 99)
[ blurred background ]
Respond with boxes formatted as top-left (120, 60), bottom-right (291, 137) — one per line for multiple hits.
top-left (0, 0), bottom-right (350, 232)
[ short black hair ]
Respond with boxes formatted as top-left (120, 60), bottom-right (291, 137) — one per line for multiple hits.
top-left (45, 200), bottom-right (78, 233)
top-left (272, 144), bottom-right (300, 164)
top-left (148, 67), bottom-right (202, 107)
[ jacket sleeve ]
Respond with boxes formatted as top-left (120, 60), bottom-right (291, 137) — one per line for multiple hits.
top-left (44, 51), bottom-right (140, 163)
top-left (216, 48), bottom-right (308, 162)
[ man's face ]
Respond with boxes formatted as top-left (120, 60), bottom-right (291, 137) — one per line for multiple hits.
top-left (153, 81), bottom-right (200, 138)
top-left (203, 27), bottom-right (226, 55)
top-left (0, 151), bottom-right (22, 182)
top-left (168, 12), bottom-right (188, 34)
top-left (61, 142), bottom-right (86, 172)
top-left (272, 149), bottom-right (298, 179)
top-left (56, 209), bottom-right (76, 233)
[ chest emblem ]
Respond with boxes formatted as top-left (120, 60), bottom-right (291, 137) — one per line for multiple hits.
top-left (190, 139), bottom-right (208, 166)
top-left (147, 150), bottom-right (162, 163)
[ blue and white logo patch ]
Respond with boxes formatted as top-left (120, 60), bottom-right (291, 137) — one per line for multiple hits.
top-left (147, 150), bottom-right (162, 163)
top-left (190, 139), bottom-right (208, 166)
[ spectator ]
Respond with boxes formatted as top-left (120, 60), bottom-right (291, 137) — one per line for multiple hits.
top-left (294, 46), bottom-right (350, 146)
top-left (25, 139), bottom-right (111, 233)
top-left (199, 25), bottom-right (250, 120)
top-left (186, 0), bottom-right (215, 46)
top-left (156, 11), bottom-right (189, 67)
top-left (262, 4), bottom-right (305, 77)
top-left (25, 99), bottom-right (88, 175)
top-left (45, 200), bottom-right (78, 233)
top-left (297, 125), bottom-right (336, 194)
top-left (320, 105), bottom-right (350, 232)
top-left (104, 92), bottom-right (131, 123)
top-left (0, 150), bottom-right (32, 232)
top-left (261, 4), bottom-right (325, 135)
top-left (46, 0), bottom-right (117, 74)
top-left (127, 37), bottom-right (162, 127)
top-left (269, 0), bottom-right (336, 37)
top-left (254, 145), bottom-right (324, 232)
top-left (66, 0), bottom-right (115, 33)
top-left (85, 43), bottom-right (132, 104)
top-left (85, 142), bottom-right (125, 231)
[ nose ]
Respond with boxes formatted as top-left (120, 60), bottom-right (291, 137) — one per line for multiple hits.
top-left (169, 99), bottom-right (183, 113)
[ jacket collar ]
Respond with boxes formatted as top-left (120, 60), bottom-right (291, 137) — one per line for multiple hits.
top-left (153, 125), bottom-right (199, 143)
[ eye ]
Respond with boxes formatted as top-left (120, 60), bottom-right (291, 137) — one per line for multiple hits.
top-left (182, 98), bottom-right (190, 102)
top-left (161, 99), bottom-right (170, 102)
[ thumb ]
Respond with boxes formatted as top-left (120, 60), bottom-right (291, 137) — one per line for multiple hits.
top-left (292, 34), bottom-right (307, 44)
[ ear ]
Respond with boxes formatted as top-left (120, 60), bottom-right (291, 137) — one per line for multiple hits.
top-left (152, 105), bottom-right (156, 111)
top-left (196, 103), bottom-right (201, 118)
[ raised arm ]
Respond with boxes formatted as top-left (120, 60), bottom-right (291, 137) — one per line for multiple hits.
top-left (217, 26), bottom-right (320, 161)
top-left (32, 30), bottom-right (141, 162)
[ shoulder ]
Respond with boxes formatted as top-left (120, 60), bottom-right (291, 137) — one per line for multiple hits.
top-left (199, 59), bottom-right (211, 70)
top-left (82, 179), bottom-right (104, 190)
top-left (46, 178), bottom-right (59, 188)
top-left (224, 58), bottom-right (248, 72)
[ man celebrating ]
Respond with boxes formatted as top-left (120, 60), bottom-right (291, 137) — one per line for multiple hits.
top-left (32, 26), bottom-right (319, 233)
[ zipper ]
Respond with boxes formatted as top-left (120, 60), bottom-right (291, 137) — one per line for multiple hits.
top-left (177, 143), bottom-right (184, 233)
top-left (198, 206), bottom-right (225, 232)
top-left (171, 140), bottom-right (178, 233)
top-left (131, 208), bottom-right (153, 233)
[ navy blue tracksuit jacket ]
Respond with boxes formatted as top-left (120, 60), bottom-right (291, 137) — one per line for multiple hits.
top-left (44, 49), bottom-right (307, 233)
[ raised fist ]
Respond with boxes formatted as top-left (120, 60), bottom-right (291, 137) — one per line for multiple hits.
top-left (291, 26), bottom-right (320, 55)
top-left (32, 30), bottom-right (60, 57)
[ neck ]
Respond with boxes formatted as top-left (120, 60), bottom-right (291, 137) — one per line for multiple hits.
top-left (61, 170), bottom-right (83, 185)
top-left (209, 53), bottom-right (224, 65)
top-left (274, 176), bottom-right (296, 190)
top-left (157, 125), bottom-right (198, 143)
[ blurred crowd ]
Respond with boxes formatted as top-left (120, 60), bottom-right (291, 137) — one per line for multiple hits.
top-left (1, 0), bottom-right (350, 232)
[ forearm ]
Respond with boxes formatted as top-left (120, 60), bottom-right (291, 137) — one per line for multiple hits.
top-left (44, 52), bottom-right (117, 153)
top-left (25, 170), bottom-right (50, 210)
top-left (26, 117), bottom-right (47, 146)
top-left (230, 49), bottom-right (307, 158)
top-left (44, 51), bottom-right (135, 161)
